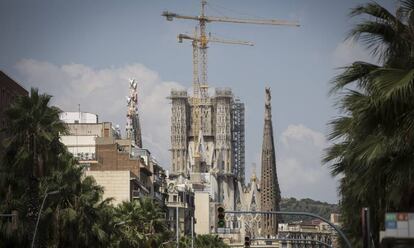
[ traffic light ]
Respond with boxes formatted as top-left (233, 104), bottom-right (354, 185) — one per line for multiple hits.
top-left (244, 236), bottom-right (251, 247)
top-left (217, 205), bottom-right (225, 228)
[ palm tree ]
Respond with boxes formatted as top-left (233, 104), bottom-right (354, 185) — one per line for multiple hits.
top-left (114, 198), bottom-right (171, 248)
top-left (40, 160), bottom-right (114, 248)
top-left (0, 88), bottom-right (118, 247)
top-left (324, 1), bottom-right (414, 246)
top-left (56, 177), bottom-right (114, 247)
top-left (0, 88), bottom-right (67, 246)
top-left (178, 234), bottom-right (229, 248)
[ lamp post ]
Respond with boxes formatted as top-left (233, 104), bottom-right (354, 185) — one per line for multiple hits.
top-left (31, 190), bottom-right (59, 248)
top-left (191, 216), bottom-right (194, 248)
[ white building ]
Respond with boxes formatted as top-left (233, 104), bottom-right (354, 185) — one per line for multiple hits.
top-left (59, 111), bottom-right (120, 164)
top-left (59, 111), bottom-right (98, 124)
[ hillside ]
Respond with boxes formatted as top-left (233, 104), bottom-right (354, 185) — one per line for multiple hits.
top-left (279, 197), bottom-right (339, 223)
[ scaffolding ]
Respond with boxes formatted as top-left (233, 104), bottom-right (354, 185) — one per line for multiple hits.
top-left (126, 79), bottom-right (143, 148)
top-left (232, 98), bottom-right (245, 186)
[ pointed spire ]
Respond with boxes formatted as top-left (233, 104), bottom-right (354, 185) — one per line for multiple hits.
top-left (265, 87), bottom-right (272, 121)
top-left (260, 87), bottom-right (281, 237)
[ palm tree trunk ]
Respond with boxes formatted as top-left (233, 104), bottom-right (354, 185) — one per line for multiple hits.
top-left (27, 176), bottom-right (39, 247)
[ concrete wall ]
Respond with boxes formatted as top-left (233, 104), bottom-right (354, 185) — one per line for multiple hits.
top-left (195, 192), bottom-right (210, 234)
top-left (60, 112), bottom-right (98, 124)
top-left (66, 122), bottom-right (112, 137)
top-left (85, 170), bottom-right (131, 205)
top-left (0, 71), bottom-right (28, 155)
top-left (60, 122), bottom-right (115, 162)
top-left (60, 135), bottom-right (96, 160)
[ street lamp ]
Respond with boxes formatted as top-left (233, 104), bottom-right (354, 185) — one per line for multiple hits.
top-left (31, 190), bottom-right (59, 248)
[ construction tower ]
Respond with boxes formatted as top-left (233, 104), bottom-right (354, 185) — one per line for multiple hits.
top-left (126, 79), bottom-right (143, 148)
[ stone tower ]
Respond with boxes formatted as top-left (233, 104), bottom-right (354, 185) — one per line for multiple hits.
top-left (260, 87), bottom-right (281, 237)
top-left (169, 87), bottom-right (245, 212)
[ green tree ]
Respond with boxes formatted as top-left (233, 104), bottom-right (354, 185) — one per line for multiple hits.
top-left (178, 234), bottom-right (229, 248)
top-left (0, 88), bottom-right (67, 247)
top-left (324, 1), bottom-right (414, 247)
top-left (113, 197), bottom-right (171, 248)
top-left (0, 88), bottom-right (115, 247)
top-left (39, 162), bottom-right (115, 247)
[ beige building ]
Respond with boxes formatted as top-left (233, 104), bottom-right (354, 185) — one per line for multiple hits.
top-left (59, 111), bottom-right (120, 165)
top-left (164, 179), bottom-right (195, 237)
top-left (88, 137), bottom-right (162, 204)
top-left (277, 219), bottom-right (337, 248)
top-left (85, 170), bottom-right (140, 205)
top-left (60, 111), bottom-right (166, 206)
top-left (194, 192), bottom-right (210, 234)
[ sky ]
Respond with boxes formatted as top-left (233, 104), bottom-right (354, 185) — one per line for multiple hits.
top-left (0, 0), bottom-right (395, 203)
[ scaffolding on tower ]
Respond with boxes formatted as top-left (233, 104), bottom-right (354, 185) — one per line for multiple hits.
top-left (126, 79), bottom-right (143, 148)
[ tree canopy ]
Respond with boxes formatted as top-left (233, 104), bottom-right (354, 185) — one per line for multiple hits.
top-left (0, 89), bottom-right (172, 247)
top-left (324, 0), bottom-right (414, 246)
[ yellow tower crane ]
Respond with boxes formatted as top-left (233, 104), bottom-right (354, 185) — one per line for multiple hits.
top-left (163, 0), bottom-right (299, 171)
top-left (178, 27), bottom-right (254, 170)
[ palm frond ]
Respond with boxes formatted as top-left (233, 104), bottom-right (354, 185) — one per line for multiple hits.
top-left (330, 62), bottom-right (379, 94)
top-left (350, 2), bottom-right (403, 27)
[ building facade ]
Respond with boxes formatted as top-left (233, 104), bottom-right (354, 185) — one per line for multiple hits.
top-left (0, 71), bottom-right (28, 154)
top-left (59, 110), bottom-right (166, 205)
top-left (59, 111), bottom-right (98, 124)
top-left (59, 111), bottom-right (120, 164)
top-left (278, 220), bottom-right (336, 248)
top-left (169, 87), bottom-right (245, 221)
top-left (85, 170), bottom-right (141, 205)
top-left (164, 178), bottom-right (195, 237)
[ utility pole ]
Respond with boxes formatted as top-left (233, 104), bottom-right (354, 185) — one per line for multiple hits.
top-left (176, 206), bottom-right (179, 248)
top-left (31, 190), bottom-right (59, 248)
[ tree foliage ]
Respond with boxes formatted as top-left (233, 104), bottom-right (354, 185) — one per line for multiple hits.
top-left (324, 1), bottom-right (414, 247)
top-left (178, 234), bottom-right (230, 248)
top-left (0, 88), bottom-right (172, 247)
top-left (280, 197), bottom-right (338, 223)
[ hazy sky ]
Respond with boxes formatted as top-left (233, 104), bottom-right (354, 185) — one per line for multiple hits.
top-left (0, 0), bottom-right (395, 203)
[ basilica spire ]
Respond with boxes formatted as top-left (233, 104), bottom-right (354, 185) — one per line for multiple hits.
top-left (260, 87), bottom-right (281, 237)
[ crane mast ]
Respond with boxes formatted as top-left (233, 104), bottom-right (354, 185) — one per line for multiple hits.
top-left (199, 0), bottom-right (208, 98)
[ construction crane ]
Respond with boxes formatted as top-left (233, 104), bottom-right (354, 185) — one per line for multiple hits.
top-left (162, 0), bottom-right (300, 97)
top-left (178, 27), bottom-right (254, 169)
top-left (163, 0), bottom-right (299, 171)
top-left (178, 28), bottom-right (254, 98)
